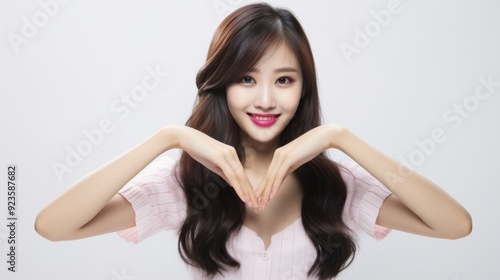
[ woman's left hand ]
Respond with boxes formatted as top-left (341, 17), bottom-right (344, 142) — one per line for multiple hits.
top-left (254, 124), bottom-right (344, 209)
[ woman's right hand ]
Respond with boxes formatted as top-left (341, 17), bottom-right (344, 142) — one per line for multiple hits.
top-left (172, 126), bottom-right (259, 209)
top-left (35, 125), bottom-right (259, 242)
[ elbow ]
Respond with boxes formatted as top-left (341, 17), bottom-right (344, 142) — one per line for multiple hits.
top-left (443, 213), bottom-right (473, 240)
top-left (34, 213), bottom-right (66, 242)
top-left (456, 216), bottom-right (473, 239)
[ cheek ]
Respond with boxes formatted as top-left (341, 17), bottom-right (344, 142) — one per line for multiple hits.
top-left (226, 87), bottom-right (237, 108)
top-left (226, 87), bottom-right (246, 117)
top-left (279, 90), bottom-right (302, 114)
top-left (227, 86), bottom-right (253, 108)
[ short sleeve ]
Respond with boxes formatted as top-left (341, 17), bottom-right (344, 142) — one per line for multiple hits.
top-left (339, 160), bottom-right (392, 240)
top-left (116, 156), bottom-right (187, 243)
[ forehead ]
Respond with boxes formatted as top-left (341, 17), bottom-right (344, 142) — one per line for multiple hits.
top-left (253, 42), bottom-right (300, 71)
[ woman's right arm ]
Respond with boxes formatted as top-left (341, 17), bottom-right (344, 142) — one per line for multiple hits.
top-left (35, 126), bottom-right (258, 242)
top-left (35, 127), bottom-right (179, 241)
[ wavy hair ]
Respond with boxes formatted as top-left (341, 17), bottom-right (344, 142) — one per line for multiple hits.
top-left (176, 3), bottom-right (356, 279)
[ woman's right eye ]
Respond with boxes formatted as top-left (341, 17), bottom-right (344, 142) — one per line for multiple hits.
top-left (241, 76), bottom-right (254, 84)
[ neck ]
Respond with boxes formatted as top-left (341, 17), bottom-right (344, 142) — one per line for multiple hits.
top-left (240, 137), bottom-right (279, 175)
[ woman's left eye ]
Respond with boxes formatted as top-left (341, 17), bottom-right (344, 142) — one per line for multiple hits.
top-left (276, 77), bottom-right (293, 84)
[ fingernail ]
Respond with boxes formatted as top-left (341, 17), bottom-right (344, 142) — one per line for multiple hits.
top-left (270, 192), bottom-right (275, 200)
top-left (242, 195), bottom-right (248, 202)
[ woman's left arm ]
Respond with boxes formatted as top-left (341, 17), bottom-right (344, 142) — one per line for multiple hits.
top-left (256, 124), bottom-right (472, 239)
top-left (333, 125), bottom-right (472, 239)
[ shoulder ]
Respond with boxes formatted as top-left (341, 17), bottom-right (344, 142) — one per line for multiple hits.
top-left (117, 155), bottom-right (187, 243)
top-left (336, 159), bottom-right (393, 239)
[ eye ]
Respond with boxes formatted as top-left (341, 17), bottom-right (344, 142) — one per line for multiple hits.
top-left (241, 76), bottom-right (255, 84)
top-left (276, 76), bottom-right (294, 85)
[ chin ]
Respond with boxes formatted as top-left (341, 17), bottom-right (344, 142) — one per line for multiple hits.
top-left (243, 130), bottom-right (282, 146)
top-left (238, 119), bottom-right (290, 146)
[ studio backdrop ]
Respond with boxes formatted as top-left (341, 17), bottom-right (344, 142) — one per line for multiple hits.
top-left (1, 0), bottom-right (499, 279)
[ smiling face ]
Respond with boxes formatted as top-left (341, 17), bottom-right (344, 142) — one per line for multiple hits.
top-left (226, 43), bottom-right (303, 147)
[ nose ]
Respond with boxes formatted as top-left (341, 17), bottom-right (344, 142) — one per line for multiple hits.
top-left (253, 83), bottom-right (276, 110)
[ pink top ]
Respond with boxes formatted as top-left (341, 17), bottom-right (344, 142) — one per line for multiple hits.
top-left (117, 156), bottom-right (392, 279)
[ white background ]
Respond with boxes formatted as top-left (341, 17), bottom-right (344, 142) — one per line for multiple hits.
top-left (1, 0), bottom-right (499, 279)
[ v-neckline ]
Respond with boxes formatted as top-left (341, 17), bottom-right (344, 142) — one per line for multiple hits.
top-left (241, 216), bottom-right (302, 251)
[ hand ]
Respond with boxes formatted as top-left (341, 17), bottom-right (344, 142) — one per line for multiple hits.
top-left (172, 126), bottom-right (259, 209)
top-left (254, 124), bottom-right (344, 209)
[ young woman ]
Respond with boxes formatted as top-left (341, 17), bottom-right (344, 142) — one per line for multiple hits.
top-left (35, 3), bottom-right (472, 279)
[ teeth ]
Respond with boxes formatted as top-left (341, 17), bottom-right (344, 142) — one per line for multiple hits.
top-left (253, 115), bottom-right (275, 121)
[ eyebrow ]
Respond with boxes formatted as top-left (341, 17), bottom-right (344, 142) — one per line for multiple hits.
top-left (248, 67), bottom-right (299, 73)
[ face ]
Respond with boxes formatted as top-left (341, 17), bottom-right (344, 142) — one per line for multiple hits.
top-left (226, 43), bottom-right (303, 147)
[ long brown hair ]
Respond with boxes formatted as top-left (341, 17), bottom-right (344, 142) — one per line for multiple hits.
top-left (176, 3), bottom-right (356, 279)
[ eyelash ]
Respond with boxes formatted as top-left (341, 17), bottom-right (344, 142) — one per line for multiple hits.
top-left (276, 76), bottom-right (294, 84)
top-left (241, 76), bottom-right (295, 84)
top-left (242, 76), bottom-right (254, 84)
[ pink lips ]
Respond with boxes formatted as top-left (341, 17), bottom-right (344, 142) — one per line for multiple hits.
top-left (248, 113), bottom-right (281, 127)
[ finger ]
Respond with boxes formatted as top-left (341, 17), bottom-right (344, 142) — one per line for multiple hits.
top-left (254, 168), bottom-right (272, 205)
top-left (254, 180), bottom-right (266, 209)
top-left (257, 165), bottom-right (279, 209)
top-left (265, 152), bottom-right (285, 200)
top-left (223, 150), bottom-right (258, 208)
top-left (230, 156), bottom-right (259, 209)
top-left (255, 159), bottom-right (278, 208)
top-left (218, 161), bottom-right (248, 203)
top-left (262, 151), bottom-right (291, 208)
top-left (224, 147), bottom-right (259, 209)
top-left (254, 183), bottom-right (265, 202)
top-left (270, 163), bottom-right (290, 200)
top-left (243, 179), bottom-right (259, 209)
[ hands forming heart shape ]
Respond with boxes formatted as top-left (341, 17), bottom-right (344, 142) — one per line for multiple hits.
top-left (176, 124), bottom-right (343, 211)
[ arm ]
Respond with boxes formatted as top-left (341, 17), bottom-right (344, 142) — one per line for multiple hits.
top-left (333, 126), bottom-right (472, 239)
top-left (35, 127), bottom-right (178, 241)
top-left (256, 124), bottom-right (472, 239)
top-left (35, 126), bottom-right (258, 241)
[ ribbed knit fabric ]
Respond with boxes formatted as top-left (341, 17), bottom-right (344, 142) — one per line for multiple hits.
top-left (117, 156), bottom-right (392, 279)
